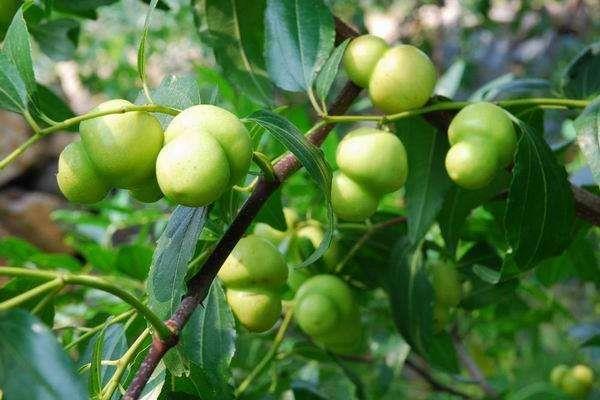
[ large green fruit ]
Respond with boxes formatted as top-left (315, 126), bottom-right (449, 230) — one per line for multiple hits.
top-left (0, 0), bottom-right (21, 40)
top-left (156, 105), bottom-right (252, 206)
top-left (219, 235), bottom-right (288, 332)
top-left (295, 274), bottom-right (362, 354)
top-left (550, 364), bottom-right (569, 388)
top-left (336, 127), bottom-right (408, 194)
top-left (343, 35), bottom-right (389, 88)
top-left (163, 105), bottom-right (252, 185)
top-left (331, 171), bottom-right (379, 222)
top-left (80, 99), bottom-right (163, 189)
top-left (431, 262), bottom-right (462, 307)
top-left (57, 141), bottom-right (110, 204)
top-left (448, 102), bottom-right (517, 167)
top-left (368, 45), bottom-right (437, 113)
top-left (445, 137), bottom-right (499, 190)
top-left (561, 365), bottom-right (594, 398)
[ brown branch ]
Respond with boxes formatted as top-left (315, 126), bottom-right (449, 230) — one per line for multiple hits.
top-left (123, 23), bottom-right (361, 400)
top-left (405, 357), bottom-right (473, 399)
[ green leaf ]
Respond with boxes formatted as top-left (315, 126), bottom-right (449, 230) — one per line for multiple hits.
top-left (137, 0), bottom-right (159, 102)
top-left (315, 38), bottom-right (350, 102)
top-left (141, 74), bottom-right (200, 128)
top-left (255, 187), bottom-right (287, 231)
top-left (31, 84), bottom-right (76, 129)
top-left (30, 18), bottom-right (80, 61)
top-left (561, 41), bottom-right (600, 99)
top-left (115, 244), bottom-right (153, 280)
top-left (179, 282), bottom-right (236, 400)
top-left (470, 74), bottom-right (552, 101)
top-left (245, 109), bottom-right (333, 266)
top-left (0, 310), bottom-right (87, 400)
top-left (397, 117), bottom-right (452, 244)
top-left (148, 206), bottom-right (208, 319)
top-left (505, 121), bottom-right (575, 270)
top-left (89, 324), bottom-right (106, 398)
top-left (80, 324), bottom-right (127, 391)
top-left (194, 0), bottom-right (273, 106)
top-left (434, 59), bottom-right (465, 98)
top-left (264, 0), bottom-right (335, 92)
top-left (437, 171), bottom-right (510, 256)
top-left (573, 96), bottom-right (600, 187)
top-left (0, 51), bottom-right (27, 113)
top-left (460, 279), bottom-right (519, 310)
top-left (0, 278), bottom-right (55, 326)
top-left (3, 8), bottom-right (36, 95)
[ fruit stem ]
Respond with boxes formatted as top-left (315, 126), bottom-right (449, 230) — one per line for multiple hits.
top-left (323, 97), bottom-right (590, 124)
top-left (235, 308), bottom-right (295, 397)
top-left (0, 267), bottom-right (171, 340)
top-left (0, 104), bottom-right (180, 171)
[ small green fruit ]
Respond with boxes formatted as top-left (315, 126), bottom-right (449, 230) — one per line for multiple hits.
top-left (550, 364), bottom-right (569, 388)
top-left (368, 45), bottom-right (437, 113)
top-left (80, 99), bottom-right (163, 189)
top-left (336, 127), bottom-right (408, 194)
top-left (331, 171), bottom-right (379, 222)
top-left (445, 137), bottom-right (499, 190)
top-left (432, 262), bottom-right (462, 307)
top-left (219, 235), bottom-right (288, 332)
top-left (57, 141), bottom-right (110, 204)
top-left (295, 274), bottom-right (362, 354)
top-left (448, 102), bottom-right (516, 167)
top-left (343, 34), bottom-right (389, 88)
top-left (561, 365), bottom-right (594, 398)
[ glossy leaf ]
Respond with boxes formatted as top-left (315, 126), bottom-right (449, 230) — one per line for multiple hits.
top-left (397, 118), bottom-right (452, 244)
top-left (505, 121), bottom-right (575, 270)
top-left (573, 96), bottom-right (600, 187)
top-left (561, 41), bottom-right (600, 99)
top-left (179, 282), bottom-right (236, 399)
top-left (0, 310), bottom-right (87, 400)
top-left (3, 8), bottom-right (36, 94)
top-left (315, 38), bottom-right (350, 102)
top-left (194, 0), bottom-right (273, 105)
top-left (470, 74), bottom-right (552, 101)
top-left (81, 324), bottom-right (127, 391)
top-left (0, 51), bottom-right (27, 113)
top-left (148, 206), bottom-right (208, 319)
top-left (264, 0), bottom-right (335, 92)
top-left (246, 109), bottom-right (333, 266)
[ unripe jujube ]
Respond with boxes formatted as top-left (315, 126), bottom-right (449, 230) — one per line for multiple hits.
top-left (445, 102), bottom-right (517, 190)
top-left (156, 105), bottom-right (252, 207)
top-left (57, 141), bottom-right (110, 204)
top-left (343, 35), bottom-right (437, 113)
top-left (218, 235), bottom-right (288, 332)
top-left (294, 274), bottom-right (363, 354)
top-left (332, 128), bottom-right (407, 221)
top-left (432, 262), bottom-right (462, 307)
top-left (550, 364), bottom-right (570, 388)
top-left (550, 364), bottom-right (595, 398)
top-left (80, 99), bottom-right (164, 189)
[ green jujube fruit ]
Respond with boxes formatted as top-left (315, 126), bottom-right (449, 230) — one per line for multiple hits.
top-left (80, 99), bottom-right (163, 189)
top-left (156, 105), bottom-right (252, 207)
top-left (445, 137), bottom-right (499, 189)
top-left (219, 235), bottom-right (288, 332)
top-left (368, 45), bottom-right (437, 113)
top-left (295, 274), bottom-right (363, 354)
top-left (550, 364), bottom-right (570, 388)
top-left (57, 141), bottom-right (110, 204)
top-left (331, 171), bottom-right (379, 222)
top-left (342, 35), bottom-right (389, 88)
top-left (432, 262), bottom-right (462, 307)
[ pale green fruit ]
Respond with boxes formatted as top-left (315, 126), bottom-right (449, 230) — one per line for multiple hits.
top-left (226, 288), bottom-right (282, 332)
top-left (571, 365), bottom-right (594, 388)
top-left (163, 104), bottom-right (252, 185)
top-left (219, 235), bottom-right (288, 290)
top-left (130, 175), bottom-right (163, 203)
top-left (331, 172), bottom-right (379, 222)
top-left (156, 131), bottom-right (230, 207)
top-left (57, 141), bottom-right (110, 204)
top-left (295, 274), bottom-right (363, 354)
top-left (336, 127), bottom-right (408, 194)
top-left (448, 102), bottom-right (517, 167)
top-left (343, 34), bottom-right (389, 88)
top-left (432, 262), bottom-right (462, 307)
top-left (368, 45), bottom-right (437, 113)
top-left (561, 365), bottom-right (594, 398)
top-left (80, 99), bottom-right (163, 189)
top-left (445, 138), bottom-right (499, 190)
top-left (550, 364), bottom-right (569, 388)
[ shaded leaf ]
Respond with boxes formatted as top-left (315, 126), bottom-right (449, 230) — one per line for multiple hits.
top-left (315, 38), bottom-right (350, 102)
top-left (81, 324), bottom-right (127, 390)
top-left (460, 279), bottom-right (519, 310)
top-left (562, 41), bottom-right (600, 99)
top-left (573, 96), bottom-right (600, 187)
top-left (264, 0), bottom-right (335, 92)
top-left (31, 84), bottom-right (76, 129)
top-left (30, 18), bottom-right (80, 61)
top-left (0, 51), bottom-right (27, 113)
top-left (470, 74), bottom-right (552, 101)
top-left (435, 59), bottom-right (465, 98)
top-left (255, 187), bottom-right (287, 231)
top-left (3, 8), bottom-right (36, 94)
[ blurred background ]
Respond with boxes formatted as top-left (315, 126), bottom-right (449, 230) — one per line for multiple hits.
top-left (0, 1), bottom-right (598, 398)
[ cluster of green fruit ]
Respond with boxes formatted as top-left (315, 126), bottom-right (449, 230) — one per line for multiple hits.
top-left (551, 364), bottom-right (595, 398)
top-left (331, 127), bottom-right (407, 221)
top-left (431, 262), bottom-right (462, 331)
top-left (57, 100), bottom-right (251, 207)
top-left (219, 215), bottom-right (362, 354)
